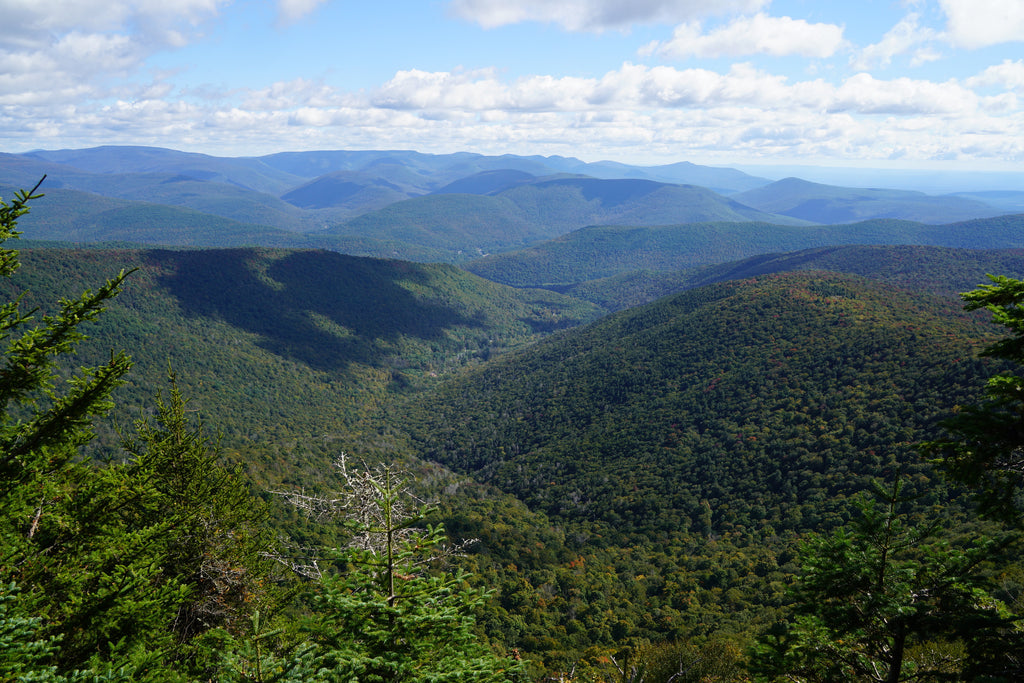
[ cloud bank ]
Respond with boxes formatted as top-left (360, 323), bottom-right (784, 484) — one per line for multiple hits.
top-left (0, 0), bottom-right (1022, 167)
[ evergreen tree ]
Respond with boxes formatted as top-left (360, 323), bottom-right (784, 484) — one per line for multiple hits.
top-left (752, 479), bottom-right (1019, 682)
top-left (923, 274), bottom-right (1024, 524)
top-left (276, 455), bottom-right (523, 682)
top-left (0, 183), bottom-right (275, 679)
top-left (0, 180), bottom-right (150, 678)
top-left (117, 374), bottom-right (274, 650)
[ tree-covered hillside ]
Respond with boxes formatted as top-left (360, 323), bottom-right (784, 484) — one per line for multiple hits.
top-left (464, 216), bottom-right (1024, 287)
top-left (390, 271), bottom-right (1024, 670)
top-left (405, 272), bottom-right (994, 538)
top-left (325, 178), bottom-right (806, 262)
top-left (1, 247), bottom-right (600, 454)
top-left (732, 177), bottom-right (1002, 224)
top-left (563, 245), bottom-right (1024, 311)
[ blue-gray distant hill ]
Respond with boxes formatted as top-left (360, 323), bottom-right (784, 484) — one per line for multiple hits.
top-left (2, 146), bottom-right (778, 235)
top-left (463, 214), bottom-right (1024, 287)
top-left (3, 145), bottom-right (1016, 261)
top-left (320, 177), bottom-right (805, 261)
top-left (733, 177), bottom-right (1004, 224)
top-left (432, 169), bottom-right (538, 195)
top-left (24, 145), bottom-right (303, 194)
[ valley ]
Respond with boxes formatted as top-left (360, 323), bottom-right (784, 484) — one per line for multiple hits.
top-left (2, 147), bottom-right (1023, 680)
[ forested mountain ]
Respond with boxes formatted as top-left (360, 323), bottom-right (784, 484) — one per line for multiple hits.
top-left (1, 247), bottom-right (600, 455)
top-left (732, 177), bottom-right (1004, 224)
top-left (561, 245), bottom-right (1024, 311)
top-left (4, 166), bottom-right (1024, 680)
top-left (464, 215), bottom-right (1024, 287)
top-left (396, 270), bottom-right (1021, 667)
top-left (403, 272), bottom-right (994, 537)
top-left (321, 177), bottom-right (803, 262)
top-left (2, 147), bottom-right (1017, 263)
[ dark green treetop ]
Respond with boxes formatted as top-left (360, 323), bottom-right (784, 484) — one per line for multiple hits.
top-left (924, 274), bottom-right (1024, 523)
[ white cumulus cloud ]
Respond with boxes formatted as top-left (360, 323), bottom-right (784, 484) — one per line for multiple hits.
top-left (447, 0), bottom-right (768, 32)
top-left (0, 0), bottom-right (227, 104)
top-left (967, 59), bottom-right (1024, 92)
top-left (939, 0), bottom-right (1024, 48)
top-left (832, 73), bottom-right (976, 115)
top-left (651, 13), bottom-right (846, 60)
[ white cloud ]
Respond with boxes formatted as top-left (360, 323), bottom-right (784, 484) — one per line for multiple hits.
top-left (447, 0), bottom-right (768, 32)
top-left (967, 59), bottom-right (1024, 92)
top-left (244, 78), bottom-right (347, 110)
top-left (651, 13), bottom-right (846, 59)
top-left (939, 0), bottom-right (1024, 48)
top-left (852, 12), bottom-right (938, 70)
top-left (832, 73), bottom-right (976, 115)
top-left (277, 0), bottom-right (327, 24)
top-left (0, 0), bottom-right (227, 105)
top-left (374, 68), bottom-right (513, 110)
top-left (366, 64), bottom-right (994, 122)
top-left (0, 0), bottom-right (225, 45)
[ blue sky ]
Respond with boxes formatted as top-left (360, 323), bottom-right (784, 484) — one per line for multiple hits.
top-left (2, 0), bottom-right (1023, 170)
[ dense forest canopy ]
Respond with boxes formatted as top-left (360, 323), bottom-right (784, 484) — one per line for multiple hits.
top-left (1, 168), bottom-right (1023, 681)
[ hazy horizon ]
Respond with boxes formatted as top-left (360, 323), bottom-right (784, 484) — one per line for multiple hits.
top-left (2, 1), bottom-right (1022, 174)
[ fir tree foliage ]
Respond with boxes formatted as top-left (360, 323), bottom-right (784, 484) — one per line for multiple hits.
top-left (276, 455), bottom-right (523, 682)
top-left (117, 372), bottom-right (273, 646)
top-left (0, 180), bottom-right (147, 678)
top-left (0, 183), bottom-right (273, 679)
top-left (0, 177), bottom-right (132, 512)
top-left (924, 274), bottom-right (1024, 523)
top-left (752, 478), bottom-right (1020, 682)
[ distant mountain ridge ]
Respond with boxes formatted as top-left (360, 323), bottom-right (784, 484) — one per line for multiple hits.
top-left (464, 214), bottom-right (1024, 287)
top-left (733, 177), bottom-right (1004, 224)
top-left (559, 245), bottom-right (1024, 312)
top-left (2, 146), bottom-right (1019, 263)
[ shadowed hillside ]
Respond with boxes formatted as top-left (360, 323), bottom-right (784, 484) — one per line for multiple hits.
top-left (1, 247), bottom-right (600, 445)
top-left (148, 249), bottom-right (483, 371)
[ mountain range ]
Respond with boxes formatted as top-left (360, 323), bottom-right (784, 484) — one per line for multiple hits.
top-left (8, 239), bottom-right (1021, 668)
top-left (4, 147), bottom-right (1022, 264)
top-left (5, 145), bottom-right (1024, 674)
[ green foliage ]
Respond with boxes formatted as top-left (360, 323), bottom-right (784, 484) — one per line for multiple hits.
top-left (578, 638), bottom-right (747, 683)
top-left (0, 581), bottom-right (60, 682)
top-left (464, 217), bottom-right (1024, 288)
top-left (0, 182), bottom-right (160, 678)
top-left (117, 373), bottom-right (274, 654)
top-left (0, 183), bottom-right (133, 500)
top-left (277, 458), bottom-right (523, 682)
top-left (397, 271), bottom-right (1006, 665)
top-left (923, 274), bottom-right (1024, 523)
top-left (563, 245), bottom-right (1024, 312)
top-left (0, 185), bottom-right (281, 679)
top-left (751, 479), bottom-right (1020, 682)
top-left (0, 247), bottom-right (599, 461)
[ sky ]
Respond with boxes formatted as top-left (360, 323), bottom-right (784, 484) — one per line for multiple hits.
top-left (2, 0), bottom-right (1024, 171)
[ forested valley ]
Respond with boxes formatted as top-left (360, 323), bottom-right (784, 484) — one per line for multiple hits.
top-left (2, 176), bottom-right (1024, 682)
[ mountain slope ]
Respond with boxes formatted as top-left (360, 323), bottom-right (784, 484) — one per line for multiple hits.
top-left (500, 177), bottom-right (802, 226)
top-left (404, 272), bottom-right (995, 540)
top-left (3, 185), bottom-right (336, 246)
top-left (390, 270), bottom-right (1007, 659)
top-left (464, 215), bottom-right (1024, 287)
top-left (733, 177), bottom-right (1002, 224)
top-left (324, 177), bottom-right (806, 262)
top-left (2, 247), bottom-right (601, 448)
top-left (563, 245), bottom-right (1024, 311)
top-left (26, 145), bottom-right (303, 195)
